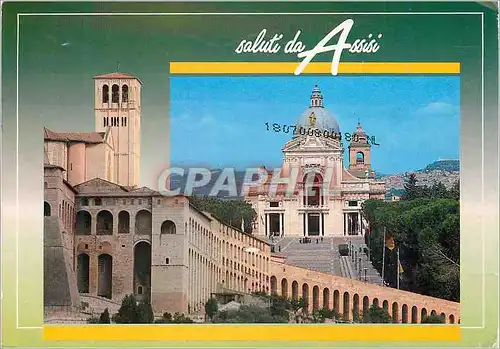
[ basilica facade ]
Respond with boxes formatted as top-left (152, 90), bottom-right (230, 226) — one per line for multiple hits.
top-left (245, 86), bottom-right (386, 238)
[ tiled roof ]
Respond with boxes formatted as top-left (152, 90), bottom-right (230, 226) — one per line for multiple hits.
top-left (44, 127), bottom-right (105, 144)
top-left (93, 72), bottom-right (142, 84)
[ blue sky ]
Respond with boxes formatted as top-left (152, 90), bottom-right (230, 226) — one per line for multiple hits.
top-left (170, 76), bottom-right (459, 174)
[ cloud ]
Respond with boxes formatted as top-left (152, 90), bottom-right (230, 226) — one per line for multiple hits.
top-left (416, 102), bottom-right (458, 116)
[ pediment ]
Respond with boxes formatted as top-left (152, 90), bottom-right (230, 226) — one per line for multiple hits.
top-left (283, 135), bottom-right (342, 153)
top-left (74, 178), bottom-right (129, 194)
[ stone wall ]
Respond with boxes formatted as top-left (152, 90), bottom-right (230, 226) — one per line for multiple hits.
top-left (270, 256), bottom-right (460, 324)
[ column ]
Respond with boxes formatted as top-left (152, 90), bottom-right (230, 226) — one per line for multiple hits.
top-left (343, 213), bottom-right (347, 236)
top-left (358, 213), bottom-right (362, 236)
top-left (265, 214), bottom-right (269, 237)
top-left (321, 213), bottom-right (325, 236)
top-left (280, 213), bottom-right (284, 236)
top-left (303, 213), bottom-right (306, 236)
top-left (319, 213), bottom-right (323, 236)
top-left (305, 213), bottom-right (309, 237)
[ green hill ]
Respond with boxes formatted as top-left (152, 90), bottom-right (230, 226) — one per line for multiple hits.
top-left (421, 160), bottom-right (459, 172)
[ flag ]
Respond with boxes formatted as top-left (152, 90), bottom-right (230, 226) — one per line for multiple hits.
top-left (385, 235), bottom-right (395, 250)
top-left (398, 260), bottom-right (404, 274)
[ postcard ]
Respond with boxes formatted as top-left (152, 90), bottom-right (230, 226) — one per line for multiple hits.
top-left (1, 1), bottom-right (499, 348)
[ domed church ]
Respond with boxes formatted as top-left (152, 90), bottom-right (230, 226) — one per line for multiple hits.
top-left (245, 86), bottom-right (386, 238)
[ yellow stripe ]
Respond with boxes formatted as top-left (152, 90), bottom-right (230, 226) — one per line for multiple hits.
top-left (170, 62), bottom-right (460, 74)
top-left (44, 325), bottom-right (461, 341)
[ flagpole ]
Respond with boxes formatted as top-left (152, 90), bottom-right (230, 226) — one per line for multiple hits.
top-left (381, 227), bottom-right (386, 286)
top-left (397, 247), bottom-right (400, 290)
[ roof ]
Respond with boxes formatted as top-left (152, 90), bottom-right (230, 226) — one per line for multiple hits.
top-left (44, 127), bottom-right (105, 144)
top-left (93, 72), bottom-right (143, 84)
top-left (44, 163), bottom-right (66, 171)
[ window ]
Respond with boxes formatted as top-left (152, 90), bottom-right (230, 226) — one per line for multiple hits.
top-left (166, 258), bottom-right (170, 264)
top-left (122, 85), bottom-right (129, 102)
top-left (270, 202), bottom-right (279, 207)
top-left (70, 163), bottom-right (73, 171)
top-left (348, 201), bottom-right (358, 207)
top-left (124, 117), bottom-right (127, 127)
top-left (112, 84), bottom-right (119, 103)
top-left (81, 198), bottom-right (89, 206)
top-left (84, 244), bottom-right (88, 249)
top-left (138, 286), bottom-right (143, 295)
top-left (95, 198), bottom-right (102, 206)
top-left (102, 85), bottom-right (109, 103)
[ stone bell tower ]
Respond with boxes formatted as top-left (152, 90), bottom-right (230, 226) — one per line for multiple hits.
top-left (348, 121), bottom-right (372, 178)
top-left (93, 72), bottom-right (142, 187)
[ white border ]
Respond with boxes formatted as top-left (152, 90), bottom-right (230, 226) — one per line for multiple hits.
top-left (14, 11), bottom-right (485, 331)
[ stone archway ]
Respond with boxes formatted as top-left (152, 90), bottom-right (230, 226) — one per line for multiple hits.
top-left (392, 302), bottom-right (399, 323)
top-left (302, 283), bottom-right (309, 312)
top-left (312, 286), bottom-right (320, 311)
top-left (333, 290), bottom-right (340, 313)
top-left (161, 220), bottom-right (176, 234)
top-left (323, 288), bottom-right (330, 309)
top-left (44, 201), bottom-right (51, 217)
top-left (118, 211), bottom-right (130, 233)
top-left (135, 210), bottom-right (152, 235)
top-left (291, 281), bottom-right (299, 300)
top-left (402, 304), bottom-right (409, 323)
top-left (76, 253), bottom-right (89, 293)
top-left (97, 254), bottom-right (112, 299)
top-left (411, 306), bottom-right (418, 323)
top-left (281, 278), bottom-right (288, 298)
top-left (343, 292), bottom-right (350, 320)
top-left (76, 211), bottom-right (91, 235)
top-left (134, 241), bottom-right (152, 301)
top-left (270, 276), bottom-right (278, 295)
top-left (96, 210), bottom-right (113, 235)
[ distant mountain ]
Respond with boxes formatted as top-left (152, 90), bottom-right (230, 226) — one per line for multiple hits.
top-left (170, 160), bottom-right (459, 199)
top-left (419, 159), bottom-right (459, 172)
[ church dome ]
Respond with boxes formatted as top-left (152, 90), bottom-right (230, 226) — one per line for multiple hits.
top-left (294, 85), bottom-right (341, 136)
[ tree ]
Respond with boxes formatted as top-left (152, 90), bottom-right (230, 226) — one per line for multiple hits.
top-left (137, 301), bottom-right (154, 323)
top-left (421, 314), bottom-right (446, 323)
top-left (189, 196), bottom-right (256, 233)
top-left (402, 173), bottom-right (419, 200)
top-left (112, 294), bottom-right (139, 324)
top-left (112, 294), bottom-right (155, 324)
top-left (99, 308), bottom-right (111, 324)
top-left (205, 298), bottom-right (219, 321)
top-left (362, 305), bottom-right (392, 323)
top-left (290, 297), bottom-right (307, 323)
top-left (362, 197), bottom-right (460, 302)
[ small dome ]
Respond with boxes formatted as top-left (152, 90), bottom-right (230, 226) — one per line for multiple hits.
top-left (294, 85), bottom-right (341, 135)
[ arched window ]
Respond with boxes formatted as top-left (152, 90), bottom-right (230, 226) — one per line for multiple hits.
top-left (102, 84), bottom-right (109, 103)
top-left (356, 152), bottom-right (364, 164)
top-left (44, 202), bottom-right (51, 217)
top-left (111, 84), bottom-right (119, 103)
top-left (161, 220), bottom-right (176, 234)
top-left (122, 85), bottom-right (129, 102)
